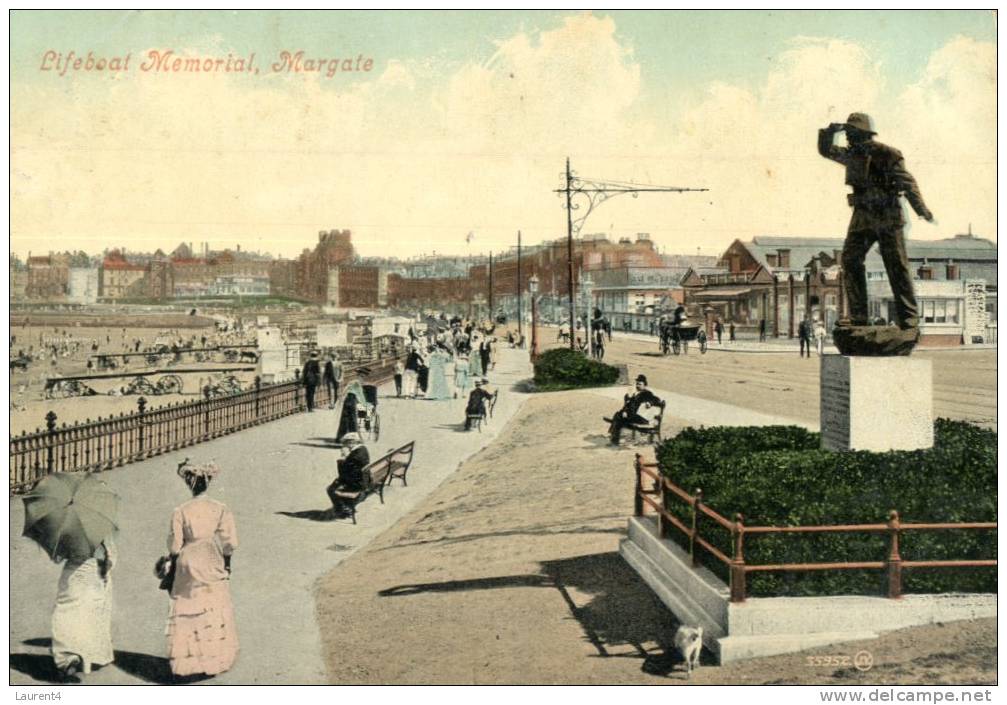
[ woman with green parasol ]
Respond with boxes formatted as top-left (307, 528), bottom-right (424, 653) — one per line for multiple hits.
top-left (22, 473), bottom-right (119, 681)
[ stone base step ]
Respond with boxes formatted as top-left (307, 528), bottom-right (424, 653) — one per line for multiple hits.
top-left (716, 631), bottom-right (879, 664)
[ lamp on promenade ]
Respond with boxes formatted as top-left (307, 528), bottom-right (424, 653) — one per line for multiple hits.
top-left (581, 271), bottom-right (594, 358)
top-left (529, 274), bottom-right (539, 362)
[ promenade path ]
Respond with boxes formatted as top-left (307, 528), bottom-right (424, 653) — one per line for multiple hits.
top-left (315, 384), bottom-right (995, 684)
top-left (9, 347), bottom-right (533, 685)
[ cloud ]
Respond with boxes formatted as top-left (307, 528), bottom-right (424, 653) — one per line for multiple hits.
top-left (892, 36), bottom-right (996, 233)
top-left (9, 19), bottom-right (997, 262)
top-left (439, 14), bottom-right (641, 156)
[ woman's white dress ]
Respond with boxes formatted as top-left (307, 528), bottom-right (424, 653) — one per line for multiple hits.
top-left (51, 539), bottom-right (116, 671)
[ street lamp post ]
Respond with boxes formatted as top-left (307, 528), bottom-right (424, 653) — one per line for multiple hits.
top-left (529, 274), bottom-right (539, 361)
top-left (581, 271), bottom-right (594, 358)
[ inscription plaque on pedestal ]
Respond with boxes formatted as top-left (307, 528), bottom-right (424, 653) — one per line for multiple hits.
top-left (820, 355), bottom-right (933, 452)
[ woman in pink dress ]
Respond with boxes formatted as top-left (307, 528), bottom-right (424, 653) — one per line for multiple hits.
top-left (166, 460), bottom-right (239, 679)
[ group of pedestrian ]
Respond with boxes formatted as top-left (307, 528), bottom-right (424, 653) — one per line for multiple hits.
top-left (798, 318), bottom-right (828, 357)
top-left (397, 320), bottom-right (496, 402)
top-left (300, 351), bottom-right (343, 412)
top-left (35, 459), bottom-right (239, 683)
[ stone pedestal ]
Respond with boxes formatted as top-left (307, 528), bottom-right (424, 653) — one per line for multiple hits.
top-left (820, 355), bottom-right (933, 452)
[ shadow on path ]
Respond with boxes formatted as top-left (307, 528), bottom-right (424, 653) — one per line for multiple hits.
top-left (9, 653), bottom-right (65, 684)
top-left (376, 551), bottom-right (680, 675)
top-left (377, 515), bottom-right (627, 552)
top-left (112, 650), bottom-right (174, 684)
top-left (431, 423), bottom-right (469, 432)
top-left (9, 646), bottom-right (176, 686)
top-left (290, 442), bottom-right (342, 451)
top-left (276, 508), bottom-right (340, 522)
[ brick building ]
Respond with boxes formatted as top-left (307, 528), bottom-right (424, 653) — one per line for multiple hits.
top-left (681, 232), bottom-right (997, 346)
top-left (269, 259), bottom-right (298, 297)
top-left (98, 251), bottom-right (146, 300)
top-left (325, 265), bottom-right (389, 309)
top-left (146, 258), bottom-right (175, 300)
top-left (296, 230), bottom-right (356, 303)
top-left (26, 253), bottom-right (71, 300)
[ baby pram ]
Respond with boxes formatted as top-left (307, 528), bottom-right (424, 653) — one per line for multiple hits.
top-left (354, 382), bottom-right (380, 441)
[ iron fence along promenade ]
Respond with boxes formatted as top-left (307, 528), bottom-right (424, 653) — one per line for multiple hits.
top-left (633, 455), bottom-right (997, 602)
top-left (9, 357), bottom-right (401, 494)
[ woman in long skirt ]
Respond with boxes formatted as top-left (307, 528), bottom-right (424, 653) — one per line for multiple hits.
top-left (51, 538), bottom-right (117, 679)
top-left (454, 353), bottom-right (471, 399)
top-left (426, 349), bottom-right (452, 400)
top-left (468, 338), bottom-right (484, 377)
top-left (166, 461), bottom-right (239, 679)
top-left (336, 391), bottom-right (360, 442)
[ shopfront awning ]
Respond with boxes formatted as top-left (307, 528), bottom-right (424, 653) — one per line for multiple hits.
top-left (690, 287), bottom-right (754, 299)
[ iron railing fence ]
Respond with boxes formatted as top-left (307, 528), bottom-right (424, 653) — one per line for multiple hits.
top-left (634, 455), bottom-right (997, 602)
top-left (10, 357), bottom-right (401, 494)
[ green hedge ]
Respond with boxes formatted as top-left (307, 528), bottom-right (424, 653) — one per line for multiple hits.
top-left (654, 420), bottom-right (997, 597)
top-left (532, 348), bottom-right (620, 391)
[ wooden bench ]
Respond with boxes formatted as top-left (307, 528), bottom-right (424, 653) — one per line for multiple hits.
top-left (386, 441), bottom-right (415, 486)
top-left (629, 399), bottom-right (666, 445)
top-left (331, 441), bottom-right (415, 523)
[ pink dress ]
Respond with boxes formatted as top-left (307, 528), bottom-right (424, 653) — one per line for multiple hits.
top-left (166, 494), bottom-right (239, 677)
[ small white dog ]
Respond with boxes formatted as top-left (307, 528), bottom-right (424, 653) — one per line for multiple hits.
top-left (674, 625), bottom-right (703, 677)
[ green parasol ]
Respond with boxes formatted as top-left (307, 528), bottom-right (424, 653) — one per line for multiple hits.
top-left (22, 473), bottom-right (119, 563)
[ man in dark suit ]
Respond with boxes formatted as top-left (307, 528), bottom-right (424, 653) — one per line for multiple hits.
top-left (605, 374), bottom-right (662, 445)
top-left (798, 318), bottom-right (812, 358)
top-left (302, 350), bottom-right (321, 412)
top-left (327, 433), bottom-right (371, 510)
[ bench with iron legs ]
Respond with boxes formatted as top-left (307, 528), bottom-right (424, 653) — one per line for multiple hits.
top-left (386, 441), bottom-right (415, 486)
top-left (629, 399), bottom-right (666, 444)
top-left (330, 441), bottom-right (416, 523)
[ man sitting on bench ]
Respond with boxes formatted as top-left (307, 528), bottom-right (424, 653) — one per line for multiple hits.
top-left (604, 374), bottom-right (662, 446)
top-left (326, 433), bottom-right (370, 512)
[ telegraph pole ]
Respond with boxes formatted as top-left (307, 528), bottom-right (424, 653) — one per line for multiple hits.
top-left (517, 231), bottom-right (523, 340)
top-left (565, 158), bottom-right (576, 350)
top-left (488, 251), bottom-right (494, 320)
top-left (555, 158), bottom-right (709, 353)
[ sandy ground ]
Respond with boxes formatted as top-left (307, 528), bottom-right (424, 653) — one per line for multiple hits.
top-left (315, 390), bottom-right (996, 684)
top-left (9, 323), bottom-right (257, 435)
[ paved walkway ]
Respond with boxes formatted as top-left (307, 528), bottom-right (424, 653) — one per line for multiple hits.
top-left (9, 348), bottom-right (533, 685)
top-left (538, 323), bottom-right (840, 354)
top-left (588, 385), bottom-right (817, 431)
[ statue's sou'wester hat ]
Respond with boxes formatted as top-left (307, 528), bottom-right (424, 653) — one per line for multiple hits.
top-left (844, 112), bottom-right (876, 135)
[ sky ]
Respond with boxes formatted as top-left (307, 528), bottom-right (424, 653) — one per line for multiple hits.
top-left (9, 10), bottom-right (998, 261)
